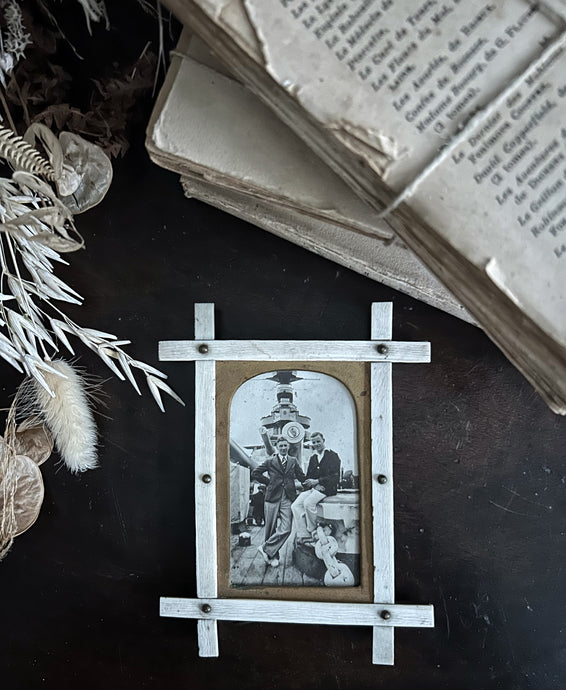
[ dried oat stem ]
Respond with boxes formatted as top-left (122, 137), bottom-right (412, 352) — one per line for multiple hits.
top-left (0, 395), bottom-right (18, 560)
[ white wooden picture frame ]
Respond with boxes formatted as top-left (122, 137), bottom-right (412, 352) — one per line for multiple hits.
top-left (158, 302), bottom-right (434, 664)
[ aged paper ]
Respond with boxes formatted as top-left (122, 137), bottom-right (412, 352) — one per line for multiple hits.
top-left (412, 49), bottom-right (566, 347)
top-left (238, 0), bottom-right (565, 341)
top-left (163, 0), bottom-right (566, 410)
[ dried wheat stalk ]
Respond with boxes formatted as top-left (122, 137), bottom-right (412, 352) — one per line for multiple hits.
top-left (0, 126), bottom-right (56, 180)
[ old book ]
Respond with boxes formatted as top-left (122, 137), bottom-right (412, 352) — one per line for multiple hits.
top-left (146, 33), bottom-right (469, 321)
top-left (161, 0), bottom-right (566, 413)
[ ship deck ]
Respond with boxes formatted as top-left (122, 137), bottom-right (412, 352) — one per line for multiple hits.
top-left (230, 524), bottom-right (322, 588)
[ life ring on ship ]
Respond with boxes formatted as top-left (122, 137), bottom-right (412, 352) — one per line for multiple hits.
top-left (281, 422), bottom-right (305, 444)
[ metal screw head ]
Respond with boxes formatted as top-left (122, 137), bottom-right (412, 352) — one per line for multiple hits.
top-left (380, 610), bottom-right (391, 620)
top-left (377, 474), bottom-right (387, 484)
top-left (198, 343), bottom-right (209, 354)
top-left (376, 343), bottom-right (389, 355)
top-left (201, 603), bottom-right (212, 614)
top-left (202, 474), bottom-right (212, 484)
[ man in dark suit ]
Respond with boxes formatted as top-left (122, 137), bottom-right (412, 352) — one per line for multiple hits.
top-left (291, 432), bottom-right (341, 542)
top-left (252, 437), bottom-right (306, 567)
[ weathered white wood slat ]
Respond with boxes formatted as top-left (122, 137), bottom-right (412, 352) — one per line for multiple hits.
top-left (160, 598), bottom-right (434, 628)
top-left (371, 303), bottom-right (395, 666)
top-left (197, 620), bottom-right (218, 657)
top-left (194, 303), bottom-right (218, 657)
top-left (159, 340), bottom-right (430, 363)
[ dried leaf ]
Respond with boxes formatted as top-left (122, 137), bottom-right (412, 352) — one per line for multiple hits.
top-left (97, 345), bottom-right (126, 380)
top-left (8, 309), bottom-right (56, 349)
top-left (49, 319), bottom-right (75, 355)
top-left (1, 206), bottom-right (67, 231)
top-left (28, 231), bottom-right (83, 252)
top-left (81, 327), bottom-right (117, 341)
top-left (0, 344), bottom-right (23, 372)
top-left (6, 309), bottom-right (36, 353)
top-left (35, 268), bottom-right (82, 303)
top-left (23, 355), bottom-right (55, 397)
top-left (130, 359), bottom-right (168, 380)
top-left (146, 374), bottom-right (185, 411)
top-left (0, 455), bottom-right (44, 536)
top-left (146, 374), bottom-right (165, 413)
top-left (15, 422), bottom-right (53, 466)
top-left (116, 350), bottom-right (141, 395)
top-left (58, 132), bottom-right (113, 213)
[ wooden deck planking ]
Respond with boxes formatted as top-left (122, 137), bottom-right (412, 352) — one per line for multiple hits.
top-left (229, 524), bottom-right (322, 588)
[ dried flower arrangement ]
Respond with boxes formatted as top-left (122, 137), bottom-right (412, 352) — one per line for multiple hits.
top-left (0, 0), bottom-right (31, 84)
top-left (0, 1), bottom-right (182, 559)
top-left (0, 124), bottom-right (183, 408)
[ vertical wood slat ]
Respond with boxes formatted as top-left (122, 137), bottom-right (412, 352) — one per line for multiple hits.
top-left (371, 303), bottom-right (395, 665)
top-left (194, 303), bottom-right (219, 657)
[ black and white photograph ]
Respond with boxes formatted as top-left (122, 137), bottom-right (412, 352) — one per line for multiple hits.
top-left (229, 369), bottom-right (360, 588)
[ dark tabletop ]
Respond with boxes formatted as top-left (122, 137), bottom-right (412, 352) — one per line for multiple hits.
top-left (1, 7), bottom-right (566, 690)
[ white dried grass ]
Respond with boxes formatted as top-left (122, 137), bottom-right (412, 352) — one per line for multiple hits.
top-left (28, 360), bottom-right (97, 473)
top-left (0, 123), bottom-right (182, 411)
top-left (0, 400), bottom-right (18, 559)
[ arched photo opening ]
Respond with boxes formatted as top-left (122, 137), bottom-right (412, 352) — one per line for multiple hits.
top-left (229, 369), bottom-right (360, 588)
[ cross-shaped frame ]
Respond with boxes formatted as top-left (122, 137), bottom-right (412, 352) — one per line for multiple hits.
top-left (158, 302), bottom-right (434, 665)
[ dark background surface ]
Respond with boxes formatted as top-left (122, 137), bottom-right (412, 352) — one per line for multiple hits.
top-left (1, 5), bottom-right (566, 690)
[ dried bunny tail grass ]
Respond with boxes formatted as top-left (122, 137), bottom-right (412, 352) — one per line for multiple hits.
top-left (19, 360), bottom-right (98, 473)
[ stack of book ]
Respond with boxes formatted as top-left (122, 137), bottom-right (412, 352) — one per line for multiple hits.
top-left (147, 0), bottom-right (566, 414)
top-left (146, 32), bottom-right (468, 320)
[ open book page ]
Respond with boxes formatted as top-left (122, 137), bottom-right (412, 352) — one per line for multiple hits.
top-left (408, 47), bottom-right (566, 348)
top-left (164, 0), bottom-right (566, 409)
top-left (231, 0), bottom-right (566, 341)
top-left (240, 2), bottom-right (561, 181)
